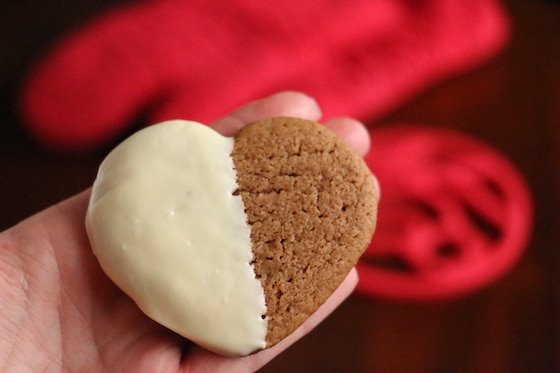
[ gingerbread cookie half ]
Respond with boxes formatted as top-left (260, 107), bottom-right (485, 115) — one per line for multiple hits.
top-left (86, 117), bottom-right (377, 356)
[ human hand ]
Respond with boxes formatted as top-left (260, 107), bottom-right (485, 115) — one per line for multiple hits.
top-left (0, 92), bottom-right (371, 372)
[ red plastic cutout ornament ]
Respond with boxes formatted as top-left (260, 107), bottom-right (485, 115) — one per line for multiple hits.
top-left (356, 125), bottom-right (533, 301)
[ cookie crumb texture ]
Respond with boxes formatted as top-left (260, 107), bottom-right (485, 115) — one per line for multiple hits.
top-left (232, 117), bottom-right (377, 347)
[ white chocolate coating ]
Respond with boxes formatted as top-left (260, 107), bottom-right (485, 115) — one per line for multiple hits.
top-left (85, 120), bottom-right (267, 356)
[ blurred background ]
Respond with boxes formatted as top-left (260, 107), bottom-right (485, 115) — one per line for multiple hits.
top-left (1, 0), bottom-right (559, 371)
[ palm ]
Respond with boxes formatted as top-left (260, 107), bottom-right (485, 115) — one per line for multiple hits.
top-left (0, 191), bottom-right (187, 371)
top-left (0, 92), bottom-right (368, 372)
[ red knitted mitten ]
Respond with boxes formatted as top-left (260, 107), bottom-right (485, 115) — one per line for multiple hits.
top-left (20, 0), bottom-right (509, 151)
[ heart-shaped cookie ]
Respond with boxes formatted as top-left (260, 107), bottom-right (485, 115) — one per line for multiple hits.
top-left (86, 117), bottom-right (377, 356)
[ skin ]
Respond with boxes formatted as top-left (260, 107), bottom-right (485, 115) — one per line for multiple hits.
top-left (0, 91), bottom-right (371, 372)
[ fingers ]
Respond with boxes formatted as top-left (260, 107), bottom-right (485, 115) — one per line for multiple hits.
top-left (210, 91), bottom-right (322, 137)
top-left (183, 268), bottom-right (359, 373)
top-left (322, 117), bottom-right (371, 157)
top-left (210, 91), bottom-right (371, 157)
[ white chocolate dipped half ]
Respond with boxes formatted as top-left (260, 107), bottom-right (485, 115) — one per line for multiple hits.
top-left (85, 120), bottom-right (267, 356)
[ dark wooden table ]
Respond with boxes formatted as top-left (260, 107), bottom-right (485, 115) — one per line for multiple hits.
top-left (1, 0), bottom-right (559, 371)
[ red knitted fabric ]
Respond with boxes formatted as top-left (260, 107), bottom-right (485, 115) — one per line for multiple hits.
top-left (20, 0), bottom-right (509, 151)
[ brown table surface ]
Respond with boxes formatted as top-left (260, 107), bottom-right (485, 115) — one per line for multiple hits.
top-left (1, 0), bottom-right (559, 371)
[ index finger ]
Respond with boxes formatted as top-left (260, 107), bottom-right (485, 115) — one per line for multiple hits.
top-left (210, 91), bottom-right (322, 137)
top-left (210, 91), bottom-right (371, 157)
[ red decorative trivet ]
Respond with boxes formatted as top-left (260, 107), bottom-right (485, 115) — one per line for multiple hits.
top-left (357, 125), bottom-right (533, 301)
